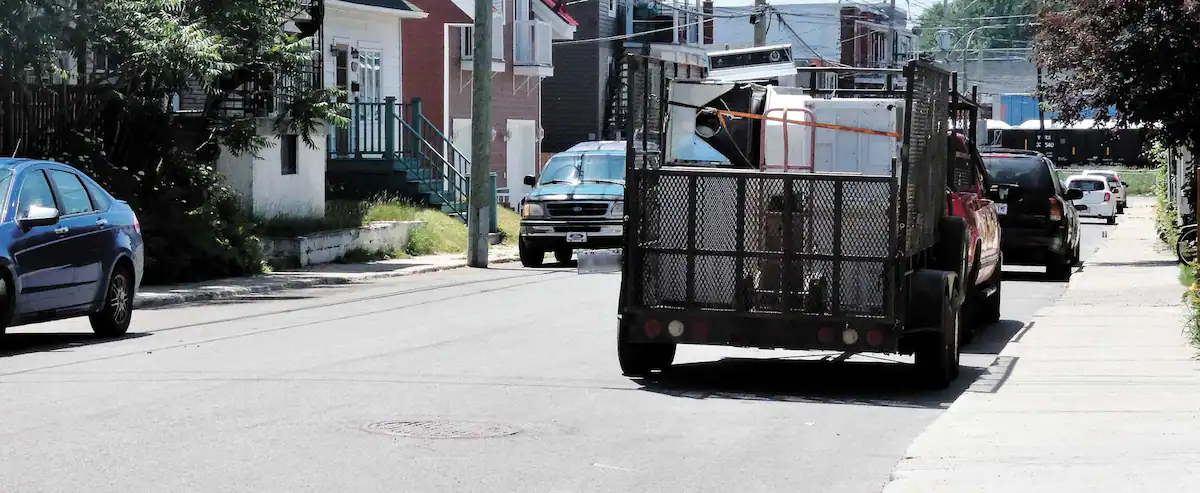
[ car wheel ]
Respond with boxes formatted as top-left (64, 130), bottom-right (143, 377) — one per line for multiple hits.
top-left (1107, 215), bottom-right (1117, 225)
top-left (0, 276), bottom-right (9, 337)
top-left (518, 239), bottom-right (545, 268)
top-left (1047, 252), bottom-right (1073, 281)
top-left (554, 248), bottom-right (573, 264)
top-left (89, 266), bottom-right (134, 337)
top-left (1117, 203), bottom-right (1125, 214)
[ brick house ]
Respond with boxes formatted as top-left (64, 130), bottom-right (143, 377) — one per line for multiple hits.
top-left (402, 0), bottom-right (577, 206)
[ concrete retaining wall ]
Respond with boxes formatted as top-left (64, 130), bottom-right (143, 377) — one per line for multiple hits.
top-left (263, 220), bottom-right (424, 267)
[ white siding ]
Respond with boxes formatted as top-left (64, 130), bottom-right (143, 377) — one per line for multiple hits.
top-left (217, 126), bottom-right (329, 220)
top-left (324, 7), bottom-right (404, 102)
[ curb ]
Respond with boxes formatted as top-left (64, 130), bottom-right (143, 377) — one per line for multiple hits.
top-left (134, 254), bottom-right (522, 310)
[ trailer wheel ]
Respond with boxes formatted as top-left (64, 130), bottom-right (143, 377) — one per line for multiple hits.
top-left (978, 254), bottom-right (1003, 325)
top-left (618, 320), bottom-right (676, 377)
top-left (915, 300), bottom-right (961, 389)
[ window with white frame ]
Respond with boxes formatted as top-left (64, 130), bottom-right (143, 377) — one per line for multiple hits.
top-left (608, 0), bottom-right (617, 17)
top-left (357, 49), bottom-right (383, 102)
top-left (461, 26), bottom-right (475, 59)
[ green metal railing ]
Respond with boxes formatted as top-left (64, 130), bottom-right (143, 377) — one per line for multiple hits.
top-left (329, 96), bottom-right (497, 231)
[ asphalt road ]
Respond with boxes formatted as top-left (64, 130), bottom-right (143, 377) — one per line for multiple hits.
top-left (0, 216), bottom-right (1120, 493)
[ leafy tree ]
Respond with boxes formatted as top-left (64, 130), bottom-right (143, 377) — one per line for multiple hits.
top-left (0, 0), bottom-right (347, 284)
top-left (916, 0), bottom-right (1038, 53)
top-left (1033, 0), bottom-right (1200, 152)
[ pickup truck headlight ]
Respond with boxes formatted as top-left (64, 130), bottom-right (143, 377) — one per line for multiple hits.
top-left (522, 202), bottom-right (546, 218)
top-left (609, 201), bottom-right (624, 217)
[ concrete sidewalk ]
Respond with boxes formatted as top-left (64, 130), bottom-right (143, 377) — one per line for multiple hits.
top-left (134, 245), bottom-right (520, 309)
top-left (884, 199), bottom-right (1200, 493)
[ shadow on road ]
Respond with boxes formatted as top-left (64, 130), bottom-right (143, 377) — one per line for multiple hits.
top-left (633, 317), bottom-right (1026, 409)
top-left (0, 332), bottom-right (151, 359)
top-left (635, 358), bottom-right (985, 409)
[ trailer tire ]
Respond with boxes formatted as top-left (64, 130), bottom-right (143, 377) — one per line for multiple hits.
top-left (910, 269), bottom-right (961, 389)
top-left (618, 320), bottom-right (676, 377)
top-left (978, 254), bottom-right (1003, 325)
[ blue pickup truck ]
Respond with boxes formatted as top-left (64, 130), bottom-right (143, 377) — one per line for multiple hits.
top-left (518, 141), bottom-right (625, 267)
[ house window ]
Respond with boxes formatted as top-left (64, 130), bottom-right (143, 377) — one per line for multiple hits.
top-left (608, 0), bottom-right (617, 17)
top-left (281, 134), bottom-right (298, 175)
top-left (461, 27), bottom-right (475, 59)
top-left (357, 49), bottom-right (383, 103)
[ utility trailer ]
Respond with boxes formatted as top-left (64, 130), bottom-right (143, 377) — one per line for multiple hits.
top-left (608, 53), bottom-right (972, 388)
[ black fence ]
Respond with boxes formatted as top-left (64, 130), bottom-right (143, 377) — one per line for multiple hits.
top-left (632, 168), bottom-right (897, 320)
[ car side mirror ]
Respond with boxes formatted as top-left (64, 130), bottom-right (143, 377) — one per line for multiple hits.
top-left (523, 175), bottom-right (536, 186)
top-left (18, 205), bottom-right (60, 229)
top-left (1064, 188), bottom-right (1084, 201)
top-left (1122, 181), bottom-right (1129, 187)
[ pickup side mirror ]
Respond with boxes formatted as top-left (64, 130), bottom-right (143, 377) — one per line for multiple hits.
top-left (18, 205), bottom-right (61, 229)
top-left (1064, 188), bottom-right (1085, 201)
top-left (523, 175), bottom-right (536, 186)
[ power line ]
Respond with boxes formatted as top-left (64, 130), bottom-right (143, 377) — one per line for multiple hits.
top-left (552, 15), bottom-right (736, 46)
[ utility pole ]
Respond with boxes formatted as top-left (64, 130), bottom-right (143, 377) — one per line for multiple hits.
top-left (753, 0), bottom-right (767, 47)
top-left (888, 0), bottom-right (897, 67)
top-left (467, 0), bottom-right (493, 268)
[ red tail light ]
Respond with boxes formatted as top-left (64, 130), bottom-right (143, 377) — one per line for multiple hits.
top-left (643, 320), bottom-right (661, 338)
top-left (1104, 192), bottom-right (1112, 202)
top-left (1049, 198), bottom-right (1062, 221)
top-left (133, 213), bottom-right (141, 234)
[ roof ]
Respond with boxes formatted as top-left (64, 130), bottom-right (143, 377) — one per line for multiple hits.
top-left (338, 0), bottom-right (422, 12)
top-left (539, 0), bottom-right (578, 26)
top-left (562, 141), bottom-right (626, 153)
top-left (0, 158), bottom-right (38, 169)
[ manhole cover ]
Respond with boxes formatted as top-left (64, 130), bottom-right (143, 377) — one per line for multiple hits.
top-left (363, 420), bottom-right (521, 439)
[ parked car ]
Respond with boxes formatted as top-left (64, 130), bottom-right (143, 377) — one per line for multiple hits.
top-left (0, 159), bottom-right (144, 337)
top-left (518, 141), bottom-right (625, 267)
top-left (1081, 169), bottom-right (1128, 214)
top-left (1064, 174), bottom-right (1117, 225)
top-left (980, 148), bottom-right (1083, 281)
top-left (947, 133), bottom-right (1003, 332)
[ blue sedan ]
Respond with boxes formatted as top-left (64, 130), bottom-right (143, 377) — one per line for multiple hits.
top-left (0, 159), bottom-right (144, 337)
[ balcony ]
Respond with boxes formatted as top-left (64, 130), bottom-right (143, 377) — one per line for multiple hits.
top-left (514, 20), bottom-right (554, 76)
top-left (460, 21), bottom-right (506, 73)
top-left (623, 0), bottom-right (709, 68)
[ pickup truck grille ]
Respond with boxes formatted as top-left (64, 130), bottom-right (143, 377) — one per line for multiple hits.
top-left (547, 202), bottom-right (610, 216)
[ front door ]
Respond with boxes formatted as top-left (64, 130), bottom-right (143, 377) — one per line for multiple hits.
top-left (333, 46), bottom-right (351, 155)
top-left (506, 119), bottom-right (536, 201)
top-left (10, 169), bottom-right (85, 314)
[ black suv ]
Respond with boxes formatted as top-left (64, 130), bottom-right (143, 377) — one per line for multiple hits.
top-left (979, 148), bottom-right (1083, 281)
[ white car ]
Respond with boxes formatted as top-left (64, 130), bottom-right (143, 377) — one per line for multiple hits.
top-left (1081, 169), bottom-right (1128, 214)
top-left (1065, 175), bottom-right (1117, 224)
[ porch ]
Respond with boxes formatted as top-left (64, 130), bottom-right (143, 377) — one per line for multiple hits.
top-left (327, 97), bottom-right (498, 229)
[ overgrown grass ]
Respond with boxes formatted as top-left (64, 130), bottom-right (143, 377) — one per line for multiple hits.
top-left (255, 196), bottom-right (471, 264)
top-left (498, 207), bottom-right (521, 244)
top-left (1182, 263), bottom-right (1200, 349)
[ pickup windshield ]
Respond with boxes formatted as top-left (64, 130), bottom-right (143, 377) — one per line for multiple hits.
top-left (539, 153), bottom-right (626, 186)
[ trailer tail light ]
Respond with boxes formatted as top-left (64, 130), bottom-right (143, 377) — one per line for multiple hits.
top-left (667, 320), bottom-right (685, 337)
top-left (1104, 192), bottom-right (1112, 202)
top-left (841, 328), bottom-right (860, 345)
top-left (818, 327), bottom-right (835, 345)
top-left (866, 329), bottom-right (884, 347)
top-left (644, 320), bottom-right (661, 338)
top-left (1049, 198), bottom-right (1063, 222)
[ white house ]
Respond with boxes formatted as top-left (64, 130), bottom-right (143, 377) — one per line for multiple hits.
top-left (213, 0), bottom-right (429, 220)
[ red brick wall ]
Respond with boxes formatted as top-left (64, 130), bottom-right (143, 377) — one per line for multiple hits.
top-left (402, 0), bottom-right (471, 134)
top-left (447, 16), bottom-right (542, 190)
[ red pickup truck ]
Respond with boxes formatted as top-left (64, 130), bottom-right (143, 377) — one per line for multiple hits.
top-left (944, 132), bottom-right (1003, 339)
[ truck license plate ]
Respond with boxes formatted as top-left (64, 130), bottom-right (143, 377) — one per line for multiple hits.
top-left (566, 232), bottom-right (588, 243)
top-left (995, 203), bottom-right (1008, 215)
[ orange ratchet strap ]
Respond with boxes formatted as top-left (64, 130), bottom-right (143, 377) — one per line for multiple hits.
top-left (712, 108), bottom-right (902, 139)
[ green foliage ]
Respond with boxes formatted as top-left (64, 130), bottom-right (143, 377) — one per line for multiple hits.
top-left (0, 0), bottom-right (348, 285)
top-left (1148, 141), bottom-right (1181, 247)
top-left (916, 0), bottom-right (1038, 52)
top-left (1034, 1), bottom-right (1200, 151)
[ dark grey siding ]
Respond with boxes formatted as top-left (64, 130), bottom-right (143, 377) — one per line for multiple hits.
top-left (541, 2), bottom-right (621, 153)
